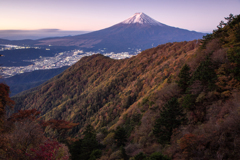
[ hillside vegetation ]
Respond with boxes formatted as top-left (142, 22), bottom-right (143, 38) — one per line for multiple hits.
top-left (13, 39), bottom-right (199, 129)
top-left (11, 14), bottom-right (240, 159)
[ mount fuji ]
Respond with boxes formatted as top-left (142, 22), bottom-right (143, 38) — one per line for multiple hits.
top-left (34, 12), bottom-right (205, 52)
top-left (121, 12), bottom-right (165, 25)
top-left (0, 13), bottom-right (205, 53)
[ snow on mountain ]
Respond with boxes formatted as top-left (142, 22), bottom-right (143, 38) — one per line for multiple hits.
top-left (121, 12), bottom-right (165, 26)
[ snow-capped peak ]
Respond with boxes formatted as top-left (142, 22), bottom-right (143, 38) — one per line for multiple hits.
top-left (121, 12), bottom-right (164, 26)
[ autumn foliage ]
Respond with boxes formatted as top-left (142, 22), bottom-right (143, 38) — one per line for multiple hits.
top-left (0, 83), bottom-right (75, 159)
top-left (26, 140), bottom-right (70, 160)
top-left (5, 13), bottom-right (240, 159)
top-left (0, 83), bottom-right (14, 130)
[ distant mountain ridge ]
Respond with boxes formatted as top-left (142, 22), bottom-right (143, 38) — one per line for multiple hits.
top-left (35, 13), bottom-right (205, 52)
top-left (0, 29), bottom-right (89, 40)
top-left (1, 13), bottom-right (205, 53)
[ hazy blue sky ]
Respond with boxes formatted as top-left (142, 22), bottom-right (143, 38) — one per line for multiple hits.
top-left (1, 0), bottom-right (239, 32)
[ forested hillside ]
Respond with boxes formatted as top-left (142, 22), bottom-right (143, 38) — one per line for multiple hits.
top-left (13, 39), bottom-right (199, 129)
top-left (10, 14), bottom-right (240, 159)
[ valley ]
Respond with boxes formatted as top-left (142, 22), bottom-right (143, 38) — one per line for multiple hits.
top-left (1, 45), bottom-right (134, 78)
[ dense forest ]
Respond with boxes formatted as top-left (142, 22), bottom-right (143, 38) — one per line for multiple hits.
top-left (1, 14), bottom-right (240, 159)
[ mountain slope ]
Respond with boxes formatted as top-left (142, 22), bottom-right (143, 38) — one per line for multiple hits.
top-left (36, 13), bottom-right (205, 52)
top-left (13, 40), bottom-right (199, 127)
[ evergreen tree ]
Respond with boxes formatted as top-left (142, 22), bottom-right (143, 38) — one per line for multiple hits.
top-left (81, 125), bottom-right (99, 160)
top-left (89, 149), bottom-right (102, 160)
top-left (153, 97), bottom-right (185, 145)
top-left (177, 64), bottom-right (191, 92)
top-left (69, 139), bottom-right (82, 160)
top-left (120, 145), bottom-right (128, 160)
top-left (181, 94), bottom-right (195, 110)
top-left (149, 152), bottom-right (171, 160)
top-left (134, 152), bottom-right (147, 160)
top-left (114, 126), bottom-right (128, 147)
top-left (70, 125), bottom-right (101, 160)
top-left (83, 124), bottom-right (96, 139)
top-left (191, 56), bottom-right (217, 90)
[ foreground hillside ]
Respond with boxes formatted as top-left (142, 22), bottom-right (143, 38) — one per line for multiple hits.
top-left (12, 14), bottom-right (240, 159)
top-left (13, 39), bottom-right (199, 128)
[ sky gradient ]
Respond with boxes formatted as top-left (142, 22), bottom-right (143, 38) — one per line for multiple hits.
top-left (1, 0), bottom-right (240, 33)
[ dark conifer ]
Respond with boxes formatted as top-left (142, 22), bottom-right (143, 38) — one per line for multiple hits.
top-left (177, 64), bottom-right (191, 92)
top-left (153, 97), bottom-right (185, 144)
top-left (114, 126), bottom-right (128, 147)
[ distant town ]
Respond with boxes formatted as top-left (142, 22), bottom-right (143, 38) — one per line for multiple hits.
top-left (0, 44), bottom-right (40, 51)
top-left (0, 44), bottom-right (137, 78)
